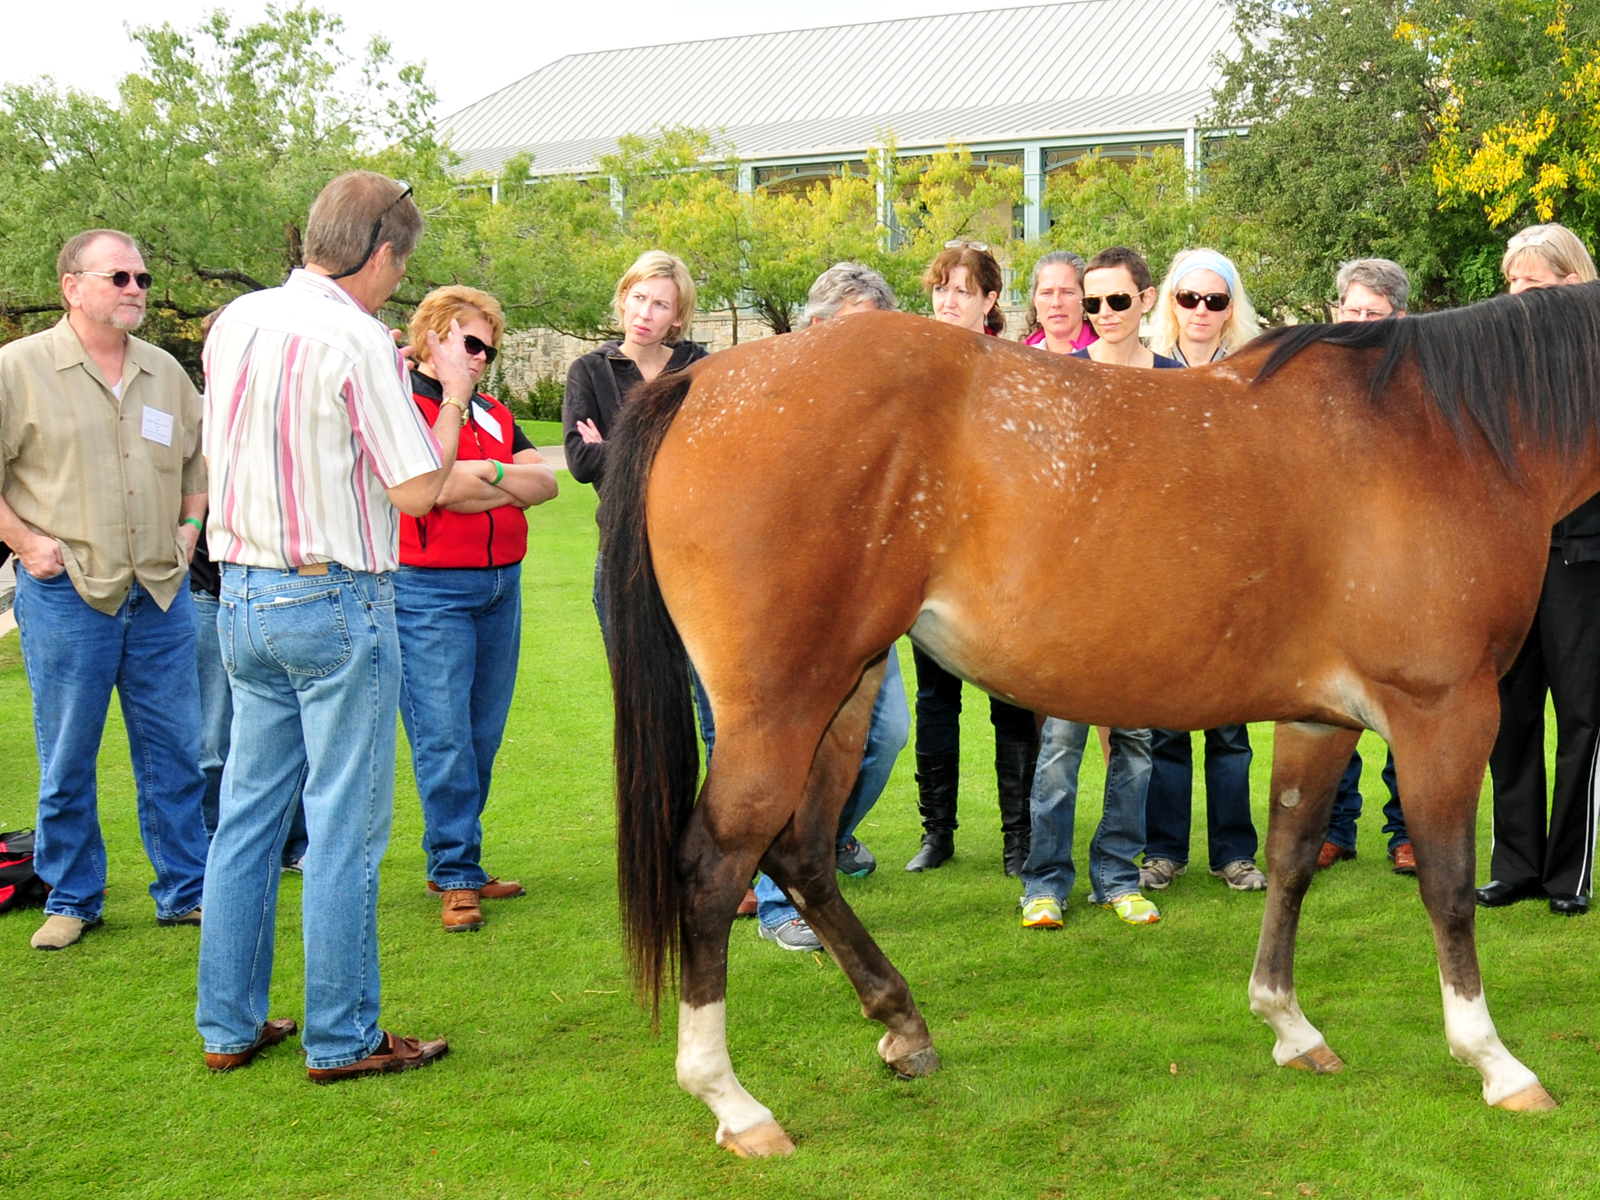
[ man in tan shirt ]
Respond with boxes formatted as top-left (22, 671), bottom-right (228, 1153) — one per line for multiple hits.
top-left (0, 229), bottom-right (210, 950)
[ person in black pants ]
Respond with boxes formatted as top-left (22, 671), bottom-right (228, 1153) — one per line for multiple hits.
top-left (1479, 222), bottom-right (1600, 917)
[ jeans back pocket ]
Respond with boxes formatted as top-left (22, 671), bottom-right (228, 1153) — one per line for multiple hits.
top-left (253, 588), bottom-right (353, 678)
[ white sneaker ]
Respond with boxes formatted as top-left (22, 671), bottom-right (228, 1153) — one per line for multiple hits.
top-left (1139, 857), bottom-right (1187, 890)
top-left (1211, 859), bottom-right (1267, 891)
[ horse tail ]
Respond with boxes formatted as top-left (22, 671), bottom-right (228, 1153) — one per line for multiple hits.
top-left (598, 368), bottom-right (700, 1024)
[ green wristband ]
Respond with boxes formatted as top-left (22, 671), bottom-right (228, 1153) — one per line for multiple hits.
top-left (491, 460), bottom-right (505, 487)
top-left (183, 517), bottom-right (204, 532)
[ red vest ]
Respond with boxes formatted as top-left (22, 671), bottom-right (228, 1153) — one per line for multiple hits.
top-left (399, 389), bottom-right (529, 569)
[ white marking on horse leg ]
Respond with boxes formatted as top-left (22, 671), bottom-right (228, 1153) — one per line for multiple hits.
top-left (1439, 980), bottom-right (1540, 1106)
top-left (676, 1001), bottom-right (775, 1138)
top-left (1279, 787), bottom-right (1301, 809)
top-left (1248, 975), bottom-right (1328, 1064)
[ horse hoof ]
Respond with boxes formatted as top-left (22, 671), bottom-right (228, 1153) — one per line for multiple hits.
top-left (887, 1045), bottom-right (941, 1080)
top-left (1494, 1083), bottom-right (1557, 1112)
top-left (1285, 1043), bottom-right (1344, 1074)
top-left (716, 1119), bottom-right (796, 1158)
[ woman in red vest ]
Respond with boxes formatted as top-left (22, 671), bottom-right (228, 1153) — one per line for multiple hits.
top-left (398, 286), bottom-right (558, 932)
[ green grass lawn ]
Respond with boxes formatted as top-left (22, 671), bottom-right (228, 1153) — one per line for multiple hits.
top-left (2, 478), bottom-right (1597, 1199)
top-left (518, 418), bottom-right (563, 446)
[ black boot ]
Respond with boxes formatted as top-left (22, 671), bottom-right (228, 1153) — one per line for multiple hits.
top-left (906, 752), bottom-right (959, 872)
top-left (996, 736), bottom-right (1039, 877)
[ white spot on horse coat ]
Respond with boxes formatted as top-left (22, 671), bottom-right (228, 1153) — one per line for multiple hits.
top-left (1280, 788), bottom-right (1301, 809)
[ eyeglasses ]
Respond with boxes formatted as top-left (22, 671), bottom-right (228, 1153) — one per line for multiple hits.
top-left (1082, 293), bottom-right (1137, 314)
top-left (1336, 305), bottom-right (1392, 321)
top-left (463, 334), bottom-right (497, 364)
top-left (75, 270), bottom-right (153, 291)
top-left (1175, 289), bottom-right (1231, 312)
top-left (945, 239), bottom-right (990, 252)
top-left (330, 180), bottom-right (414, 280)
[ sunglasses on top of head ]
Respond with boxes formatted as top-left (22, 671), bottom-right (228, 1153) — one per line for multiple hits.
top-left (462, 334), bottom-right (497, 365)
top-left (75, 269), bottom-right (153, 291)
top-left (1082, 292), bottom-right (1137, 314)
top-left (1175, 289), bottom-right (1231, 312)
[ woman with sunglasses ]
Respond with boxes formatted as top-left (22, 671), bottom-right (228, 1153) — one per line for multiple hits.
top-left (397, 285), bottom-right (558, 933)
top-left (1075, 247), bottom-right (1181, 369)
top-left (1135, 249), bottom-right (1268, 898)
top-left (906, 241), bottom-right (1041, 877)
top-left (1148, 248), bottom-right (1260, 366)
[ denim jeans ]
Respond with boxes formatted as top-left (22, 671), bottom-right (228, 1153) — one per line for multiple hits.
top-left (195, 589), bottom-right (309, 863)
top-left (1327, 747), bottom-right (1407, 851)
top-left (756, 645), bottom-right (911, 927)
top-left (395, 564), bottom-right (522, 891)
top-left (196, 564), bottom-right (400, 1070)
top-left (1021, 719), bottom-right (1152, 905)
top-left (1143, 725), bottom-right (1258, 871)
top-left (15, 569), bottom-right (208, 922)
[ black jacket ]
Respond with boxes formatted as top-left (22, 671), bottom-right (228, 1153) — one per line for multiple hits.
top-left (562, 339), bottom-right (708, 493)
top-left (1555, 490), bottom-right (1600, 563)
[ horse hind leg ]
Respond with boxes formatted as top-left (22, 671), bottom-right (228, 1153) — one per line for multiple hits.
top-left (762, 655), bottom-right (939, 1081)
top-left (1248, 720), bottom-right (1361, 1074)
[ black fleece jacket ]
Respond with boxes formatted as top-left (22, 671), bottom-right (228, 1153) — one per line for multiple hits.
top-left (561, 339), bottom-right (708, 494)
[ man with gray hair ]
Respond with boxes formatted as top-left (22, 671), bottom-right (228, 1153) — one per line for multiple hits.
top-left (1334, 257), bottom-right (1410, 321)
top-left (0, 229), bottom-right (210, 950)
top-left (754, 262), bottom-right (910, 952)
top-left (197, 172), bottom-right (472, 1080)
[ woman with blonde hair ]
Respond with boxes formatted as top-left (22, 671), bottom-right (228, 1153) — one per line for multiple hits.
top-left (1148, 248), bottom-right (1259, 365)
top-left (1481, 222), bottom-right (1600, 918)
top-left (398, 285), bottom-right (559, 932)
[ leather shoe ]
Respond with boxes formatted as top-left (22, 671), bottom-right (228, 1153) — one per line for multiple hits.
top-left (1389, 843), bottom-right (1417, 876)
top-left (441, 888), bottom-right (484, 932)
top-left (307, 1031), bottom-right (448, 1083)
top-left (205, 1018), bottom-right (298, 1071)
top-left (427, 876), bottom-right (524, 899)
top-left (736, 887), bottom-right (759, 918)
top-left (1550, 894), bottom-right (1589, 916)
top-left (1316, 841), bottom-right (1356, 870)
top-left (1475, 879), bottom-right (1538, 907)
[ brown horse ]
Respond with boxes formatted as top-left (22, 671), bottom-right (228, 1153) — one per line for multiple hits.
top-left (602, 287), bottom-right (1600, 1156)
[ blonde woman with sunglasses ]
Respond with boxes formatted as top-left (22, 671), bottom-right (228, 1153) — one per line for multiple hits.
top-left (1148, 248), bottom-right (1260, 365)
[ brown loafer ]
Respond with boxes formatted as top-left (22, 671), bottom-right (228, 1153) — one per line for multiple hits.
top-left (1316, 841), bottom-right (1356, 870)
top-left (1389, 843), bottom-right (1417, 875)
top-left (307, 1031), bottom-right (448, 1084)
top-left (736, 887), bottom-right (759, 918)
top-left (427, 875), bottom-right (525, 900)
top-left (205, 1017), bottom-right (299, 1071)
top-left (441, 888), bottom-right (484, 932)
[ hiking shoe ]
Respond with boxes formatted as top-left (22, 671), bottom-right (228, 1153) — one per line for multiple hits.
top-left (1211, 859), bottom-right (1267, 892)
top-left (1139, 857), bottom-right (1187, 890)
top-left (1099, 893), bottom-right (1162, 926)
top-left (836, 837), bottom-right (877, 878)
top-left (1020, 896), bottom-right (1064, 929)
top-left (758, 918), bottom-right (823, 952)
top-left (281, 856), bottom-right (305, 875)
top-left (31, 914), bottom-right (101, 950)
top-left (157, 906), bottom-right (202, 927)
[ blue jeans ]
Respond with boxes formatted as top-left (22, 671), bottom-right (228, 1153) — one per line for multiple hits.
top-left (195, 590), bottom-right (308, 863)
top-left (197, 565), bottom-right (401, 1070)
top-left (395, 564), bottom-right (522, 890)
top-left (756, 646), bottom-right (911, 927)
top-left (1328, 747), bottom-right (1407, 852)
top-left (1021, 720), bottom-right (1152, 905)
top-left (1143, 725), bottom-right (1258, 871)
top-left (16, 569), bottom-right (208, 922)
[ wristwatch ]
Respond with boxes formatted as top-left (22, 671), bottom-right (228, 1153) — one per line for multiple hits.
top-left (441, 396), bottom-right (470, 424)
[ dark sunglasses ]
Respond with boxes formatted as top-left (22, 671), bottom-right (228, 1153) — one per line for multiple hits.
top-left (1082, 293), bottom-right (1136, 314)
top-left (330, 181), bottom-right (413, 280)
top-left (75, 269), bottom-right (153, 291)
top-left (1175, 289), bottom-right (1231, 312)
top-left (463, 334), bottom-right (497, 364)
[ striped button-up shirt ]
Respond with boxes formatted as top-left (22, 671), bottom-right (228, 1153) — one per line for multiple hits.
top-left (0, 318), bottom-right (206, 614)
top-left (203, 270), bottom-right (441, 573)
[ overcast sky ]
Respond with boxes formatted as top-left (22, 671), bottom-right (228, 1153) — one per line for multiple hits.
top-left (5, 0), bottom-right (1050, 119)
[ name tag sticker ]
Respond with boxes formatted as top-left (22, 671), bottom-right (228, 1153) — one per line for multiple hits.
top-left (140, 406), bottom-right (174, 447)
top-left (472, 404), bottom-right (503, 443)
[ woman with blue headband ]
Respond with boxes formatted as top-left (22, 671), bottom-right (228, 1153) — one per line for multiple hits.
top-left (1148, 248), bottom-right (1259, 365)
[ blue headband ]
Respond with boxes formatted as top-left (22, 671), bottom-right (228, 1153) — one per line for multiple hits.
top-left (1172, 251), bottom-right (1240, 297)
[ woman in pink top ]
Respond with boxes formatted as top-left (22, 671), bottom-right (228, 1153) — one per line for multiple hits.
top-left (1022, 251), bottom-right (1097, 354)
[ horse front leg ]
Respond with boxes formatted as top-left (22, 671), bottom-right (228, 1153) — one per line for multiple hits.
top-left (1392, 692), bottom-right (1556, 1112)
top-left (1248, 720), bottom-right (1360, 1073)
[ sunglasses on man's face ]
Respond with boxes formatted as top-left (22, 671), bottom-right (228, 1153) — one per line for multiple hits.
top-left (1082, 292), bottom-right (1136, 314)
top-left (1175, 289), bottom-right (1231, 312)
top-left (75, 270), bottom-right (153, 291)
top-left (462, 334), bottom-right (497, 365)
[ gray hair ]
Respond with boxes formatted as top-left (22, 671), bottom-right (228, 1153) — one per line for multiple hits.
top-left (305, 171), bottom-right (423, 276)
top-left (57, 230), bottom-right (141, 309)
top-left (1029, 249), bottom-right (1087, 292)
top-left (803, 262), bottom-right (897, 323)
top-left (1336, 258), bottom-right (1410, 313)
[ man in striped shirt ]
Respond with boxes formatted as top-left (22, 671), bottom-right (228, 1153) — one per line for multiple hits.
top-left (196, 172), bottom-right (475, 1083)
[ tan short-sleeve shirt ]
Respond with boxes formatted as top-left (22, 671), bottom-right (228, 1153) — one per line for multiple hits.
top-left (0, 318), bottom-right (207, 614)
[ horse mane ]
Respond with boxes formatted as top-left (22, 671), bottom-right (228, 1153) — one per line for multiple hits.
top-left (1251, 281), bottom-right (1600, 475)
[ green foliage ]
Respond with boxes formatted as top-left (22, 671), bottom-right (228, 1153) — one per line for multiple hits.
top-left (510, 376), bottom-right (566, 422)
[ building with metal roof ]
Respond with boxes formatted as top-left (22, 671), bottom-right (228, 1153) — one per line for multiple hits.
top-left (443, 0), bottom-right (1239, 239)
